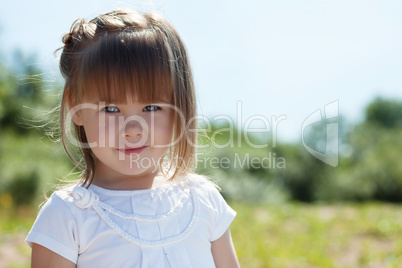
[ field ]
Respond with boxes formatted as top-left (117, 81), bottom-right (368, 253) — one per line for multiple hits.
top-left (231, 202), bottom-right (402, 268)
top-left (1, 202), bottom-right (401, 268)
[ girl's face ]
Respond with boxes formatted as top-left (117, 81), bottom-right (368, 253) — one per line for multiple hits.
top-left (72, 97), bottom-right (175, 187)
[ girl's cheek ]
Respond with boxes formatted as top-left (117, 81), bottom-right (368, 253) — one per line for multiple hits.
top-left (151, 118), bottom-right (171, 133)
top-left (105, 118), bottom-right (121, 146)
top-left (81, 120), bottom-right (98, 144)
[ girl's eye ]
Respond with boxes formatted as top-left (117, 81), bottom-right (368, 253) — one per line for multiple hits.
top-left (143, 105), bottom-right (161, 112)
top-left (101, 106), bottom-right (120, 113)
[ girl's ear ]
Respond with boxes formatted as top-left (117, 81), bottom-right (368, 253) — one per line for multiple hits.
top-left (65, 89), bottom-right (83, 126)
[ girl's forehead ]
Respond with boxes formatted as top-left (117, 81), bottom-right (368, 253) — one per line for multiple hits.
top-left (81, 84), bottom-right (173, 104)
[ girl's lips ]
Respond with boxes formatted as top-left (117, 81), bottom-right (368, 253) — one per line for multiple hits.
top-left (117, 146), bottom-right (147, 155)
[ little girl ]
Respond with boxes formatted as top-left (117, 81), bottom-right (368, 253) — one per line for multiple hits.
top-left (26, 8), bottom-right (239, 268)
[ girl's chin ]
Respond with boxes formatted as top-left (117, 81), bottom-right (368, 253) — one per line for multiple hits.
top-left (112, 167), bottom-right (159, 177)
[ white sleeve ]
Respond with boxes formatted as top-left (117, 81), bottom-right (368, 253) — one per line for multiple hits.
top-left (206, 184), bottom-right (237, 242)
top-left (26, 193), bottom-right (79, 264)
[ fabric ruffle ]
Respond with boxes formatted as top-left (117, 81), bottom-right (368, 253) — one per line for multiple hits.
top-left (72, 187), bottom-right (99, 209)
top-left (71, 181), bottom-right (199, 248)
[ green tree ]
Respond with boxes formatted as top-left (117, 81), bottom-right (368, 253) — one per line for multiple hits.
top-left (0, 52), bottom-right (44, 134)
top-left (324, 97), bottom-right (402, 202)
top-left (365, 97), bottom-right (402, 128)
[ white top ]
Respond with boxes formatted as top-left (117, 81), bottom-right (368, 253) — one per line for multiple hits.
top-left (26, 176), bottom-right (236, 268)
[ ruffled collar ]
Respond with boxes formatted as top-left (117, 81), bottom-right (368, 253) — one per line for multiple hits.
top-left (70, 178), bottom-right (199, 248)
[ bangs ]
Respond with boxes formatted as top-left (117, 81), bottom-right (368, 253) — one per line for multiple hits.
top-left (77, 30), bottom-right (174, 103)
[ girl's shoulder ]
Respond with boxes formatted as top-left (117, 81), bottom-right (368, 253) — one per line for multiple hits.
top-left (180, 173), bottom-right (220, 192)
top-left (51, 185), bottom-right (77, 202)
top-left (38, 185), bottom-right (82, 215)
top-left (180, 173), bottom-right (225, 203)
top-left (147, 172), bottom-right (220, 196)
top-left (181, 172), bottom-right (216, 185)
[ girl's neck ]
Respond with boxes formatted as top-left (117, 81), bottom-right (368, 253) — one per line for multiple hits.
top-left (91, 163), bottom-right (160, 191)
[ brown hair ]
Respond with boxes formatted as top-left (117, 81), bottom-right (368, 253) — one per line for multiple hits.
top-left (58, 9), bottom-right (196, 187)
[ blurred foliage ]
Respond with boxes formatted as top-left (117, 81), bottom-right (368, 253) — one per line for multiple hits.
top-left (5, 170), bottom-right (39, 206)
top-left (0, 52), bottom-right (48, 135)
top-left (336, 124), bottom-right (402, 202)
top-left (197, 96), bottom-right (402, 204)
top-left (365, 97), bottom-right (402, 128)
top-left (0, 52), bottom-right (72, 209)
top-left (196, 121), bottom-right (289, 204)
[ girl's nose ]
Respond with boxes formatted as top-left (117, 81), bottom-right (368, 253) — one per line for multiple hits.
top-left (122, 119), bottom-right (143, 139)
top-left (121, 116), bottom-right (148, 142)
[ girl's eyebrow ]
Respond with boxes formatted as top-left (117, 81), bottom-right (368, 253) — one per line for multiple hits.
top-left (88, 100), bottom-right (172, 106)
top-left (85, 99), bottom-right (122, 104)
top-left (152, 100), bottom-right (172, 104)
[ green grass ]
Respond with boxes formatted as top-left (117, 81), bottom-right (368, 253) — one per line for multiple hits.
top-left (1, 203), bottom-right (401, 267)
top-left (0, 207), bottom-right (33, 268)
top-left (230, 202), bottom-right (402, 268)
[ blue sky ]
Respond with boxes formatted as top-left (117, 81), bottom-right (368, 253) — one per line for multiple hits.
top-left (1, 0), bottom-right (402, 142)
